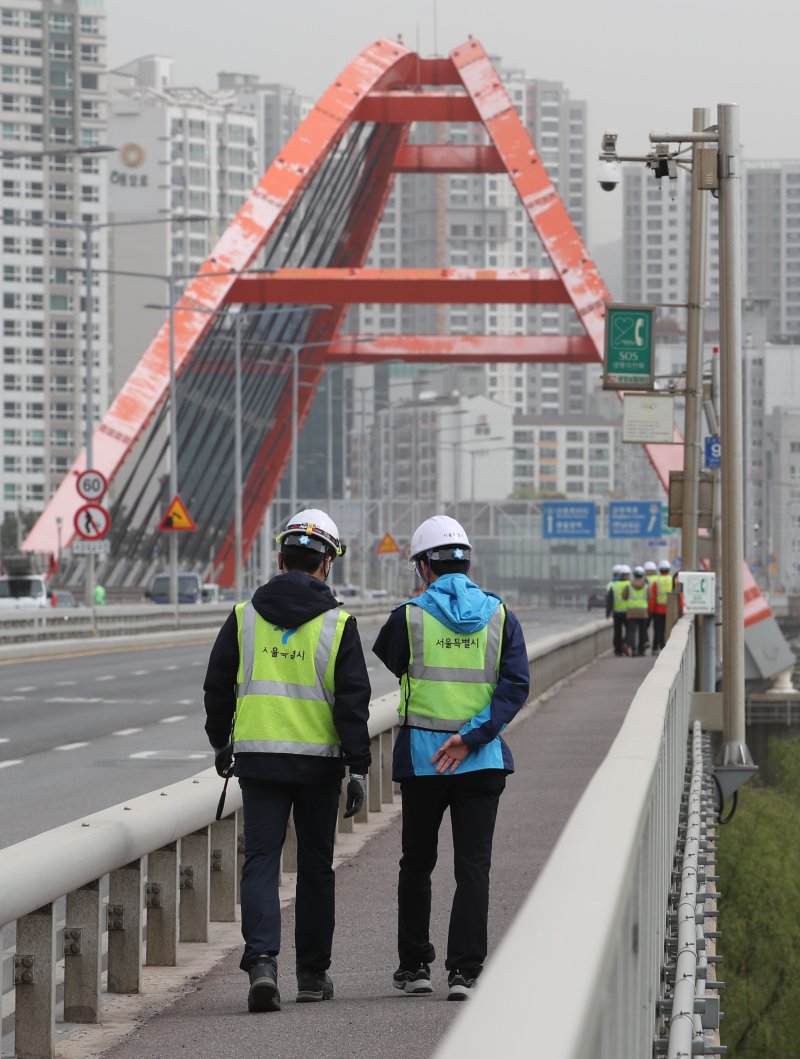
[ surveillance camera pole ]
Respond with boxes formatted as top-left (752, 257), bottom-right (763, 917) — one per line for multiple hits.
top-left (605, 108), bottom-right (755, 787)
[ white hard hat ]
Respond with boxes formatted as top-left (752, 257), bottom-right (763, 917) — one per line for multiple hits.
top-left (619, 564), bottom-right (632, 575)
top-left (276, 508), bottom-right (345, 557)
top-left (612, 564), bottom-right (622, 575)
top-left (633, 565), bottom-right (645, 577)
top-left (409, 515), bottom-right (471, 562)
top-left (659, 559), bottom-right (672, 572)
top-left (644, 560), bottom-right (657, 572)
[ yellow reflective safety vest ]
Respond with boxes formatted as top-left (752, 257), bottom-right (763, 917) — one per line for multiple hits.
top-left (399, 604), bottom-right (505, 732)
top-left (655, 573), bottom-right (673, 607)
top-left (624, 582), bottom-right (649, 620)
top-left (233, 601), bottom-right (349, 758)
top-left (610, 580), bottom-right (629, 613)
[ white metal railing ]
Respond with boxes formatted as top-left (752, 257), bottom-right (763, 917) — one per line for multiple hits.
top-left (0, 618), bottom-right (611, 1057)
top-left (0, 599), bottom-right (401, 650)
top-left (432, 616), bottom-right (696, 1059)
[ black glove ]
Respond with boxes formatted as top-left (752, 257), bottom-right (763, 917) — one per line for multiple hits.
top-left (343, 774), bottom-right (366, 818)
top-left (214, 742), bottom-right (234, 778)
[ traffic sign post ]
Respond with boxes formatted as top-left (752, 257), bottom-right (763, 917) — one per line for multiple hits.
top-left (76, 469), bottom-right (108, 502)
top-left (608, 501), bottom-right (662, 539)
top-left (603, 304), bottom-right (655, 390)
top-left (704, 435), bottom-right (721, 469)
top-left (158, 495), bottom-right (197, 532)
top-left (542, 502), bottom-right (596, 540)
top-left (74, 502), bottom-right (111, 541)
top-left (376, 532), bottom-right (400, 555)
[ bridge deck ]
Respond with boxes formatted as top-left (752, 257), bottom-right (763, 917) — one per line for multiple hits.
top-left (96, 653), bottom-right (654, 1059)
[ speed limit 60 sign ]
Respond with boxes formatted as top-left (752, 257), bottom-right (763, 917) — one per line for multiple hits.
top-left (76, 469), bottom-right (108, 501)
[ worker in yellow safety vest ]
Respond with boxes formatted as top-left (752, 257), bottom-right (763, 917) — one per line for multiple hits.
top-left (203, 508), bottom-right (371, 1013)
top-left (372, 515), bottom-right (530, 1001)
top-left (607, 563), bottom-right (630, 656)
top-left (649, 559), bottom-right (675, 653)
top-left (623, 565), bottom-right (650, 656)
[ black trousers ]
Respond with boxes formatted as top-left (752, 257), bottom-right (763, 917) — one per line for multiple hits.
top-left (612, 612), bottom-right (627, 655)
top-left (626, 616), bottom-right (648, 655)
top-left (398, 770), bottom-right (506, 976)
top-left (652, 612), bottom-right (667, 651)
top-left (239, 777), bottom-right (341, 973)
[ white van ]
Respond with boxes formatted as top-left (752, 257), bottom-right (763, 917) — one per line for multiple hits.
top-left (0, 574), bottom-right (52, 609)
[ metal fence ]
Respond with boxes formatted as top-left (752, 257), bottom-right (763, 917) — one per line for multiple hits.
top-left (432, 616), bottom-right (696, 1059)
top-left (0, 618), bottom-right (611, 1058)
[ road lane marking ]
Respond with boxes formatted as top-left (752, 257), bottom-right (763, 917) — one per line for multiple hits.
top-left (13, 686), bottom-right (36, 692)
top-left (55, 680), bottom-right (77, 687)
top-left (113, 728), bottom-right (142, 736)
top-left (130, 750), bottom-right (211, 761)
top-left (132, 670), bottom-right (149, 676)
top-left (160, 715), bottom-right (186, 724)
top-left (163, 665), bottom-right (179, 671)
top-left (95, 674), bottom-right (115, 682)
top-left (0, 760), bottom-right (23, 769)
top-left (176, 699), bottom-right (194, 706)
top-left (54, 742), bottom-right (90, 751)
top-left (0, 738), bottom-right (8, 744)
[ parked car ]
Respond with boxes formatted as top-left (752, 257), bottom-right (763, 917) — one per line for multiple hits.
top-left (54, 589), bottom-right (80, 608)
top-left (201, 582), bottom-right (220, 603)
top-left (0, 574), bottom-right (53, 609)
top-left (145, 572), bottom-right (204, 604)
top-left (587, 582), bottom-right (609, 611)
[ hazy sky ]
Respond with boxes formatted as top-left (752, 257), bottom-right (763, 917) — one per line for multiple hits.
top-left (106, 0), bottom-right (794, 248)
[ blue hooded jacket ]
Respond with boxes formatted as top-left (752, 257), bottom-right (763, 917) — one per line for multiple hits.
top-left (372, 574), bottom-right (531, 779)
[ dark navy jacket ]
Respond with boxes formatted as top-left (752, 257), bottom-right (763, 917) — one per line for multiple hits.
top-left (372, 576), bottom-right (530, 780)
top-left (203, 571), bottom-right (372, 783)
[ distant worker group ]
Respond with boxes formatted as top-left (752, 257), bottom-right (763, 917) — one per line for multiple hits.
top-left (606, 559), bottom-right (678, 657)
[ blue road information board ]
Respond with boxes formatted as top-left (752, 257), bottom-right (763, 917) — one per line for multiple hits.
top-left (542, 501), bottom-right (597, 539)
top-left (609, 501), bottom-right (663, 539)
top-left (704, 435), bottom-right (721, 469)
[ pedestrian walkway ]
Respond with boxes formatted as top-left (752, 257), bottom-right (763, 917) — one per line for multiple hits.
top-left (75, 654), bottom-right (654, 1059)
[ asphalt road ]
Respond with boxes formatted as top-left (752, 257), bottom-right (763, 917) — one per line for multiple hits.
top-left (0, 606), bottom-right (584, 849)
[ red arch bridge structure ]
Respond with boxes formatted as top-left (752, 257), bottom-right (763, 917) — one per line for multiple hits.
top-left (24, 36), bottom-right (787, 679)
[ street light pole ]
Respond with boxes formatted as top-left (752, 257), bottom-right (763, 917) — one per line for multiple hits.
top-left (83, 220), bottom-right (96, 611)
top-left (717, 103), bottom-right (750, 766)
top-left (233, 314), bottom-right (244, 601)
top-left (167, 272), bottom-right (180, 628)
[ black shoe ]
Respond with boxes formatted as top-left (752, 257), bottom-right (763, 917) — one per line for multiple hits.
top-left (392, 962), bottom-right (433, 995)
top-left (248, 956), bottom-right (280, 1013)
top-left (447, 968), bottom-right (477, 1001)
top-left (296, 970), bottom-right (334, 1003)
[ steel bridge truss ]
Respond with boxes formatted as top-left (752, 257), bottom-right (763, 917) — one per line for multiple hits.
top-left (25, 38), bottom-right (685, 587)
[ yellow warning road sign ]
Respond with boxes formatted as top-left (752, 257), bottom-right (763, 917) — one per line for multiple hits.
top-left (159, 494), bottom-right (197, 532)
top-left (376, 532), bottom-right (400, 555)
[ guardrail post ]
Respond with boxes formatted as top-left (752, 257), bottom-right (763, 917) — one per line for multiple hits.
top-left (146, 843), bottom-right (178, 966)
top-left (64, 878), bottom-right (102, 1022)
top-left (179, 828), bottom-right (210, 943)
top-left (15, 902), bottom-right (56, 1059)
top-left (380, 729), bottom-right (394, 804)
top-left (107, 859), bottom-right (143, 994)
top-left (209, 816), bottom-right (237, 922)
top-left (368, 734), bottom-right (382, 812)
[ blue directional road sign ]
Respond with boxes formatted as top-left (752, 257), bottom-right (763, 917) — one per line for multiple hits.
top-left (609, 501), bottom-right (663, 539)
top-left (542, 501), bottom-right (596, 539)
top-left (704, 435), bottom-right (721, 469)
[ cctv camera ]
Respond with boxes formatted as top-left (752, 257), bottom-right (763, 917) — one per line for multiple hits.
top-left (598, 159), bottom-right (621, 192)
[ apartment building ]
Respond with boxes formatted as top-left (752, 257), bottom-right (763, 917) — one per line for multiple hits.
top-left (107, 54), bottom-right (259, 391)
top-left (1, 0), bottom-right (108, 525)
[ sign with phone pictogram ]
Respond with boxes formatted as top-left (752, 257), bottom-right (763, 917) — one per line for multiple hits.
top-left (603, 304), bottom-right (655, 390)
top-left (74, 503), bottom-right (111, 541)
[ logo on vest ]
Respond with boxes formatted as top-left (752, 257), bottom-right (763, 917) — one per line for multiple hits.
top-left (271, 625), bottom-right (298, 646)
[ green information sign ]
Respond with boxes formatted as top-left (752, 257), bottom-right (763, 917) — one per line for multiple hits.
top-left (603, 303), bottom-right (655, 390)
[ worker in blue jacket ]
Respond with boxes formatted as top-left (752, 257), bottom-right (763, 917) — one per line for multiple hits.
top-left (373, 515), bottom-right (530, 1001)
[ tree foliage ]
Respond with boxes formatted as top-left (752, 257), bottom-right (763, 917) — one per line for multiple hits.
top-left (717, 735), bottom-right (800, 1056)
